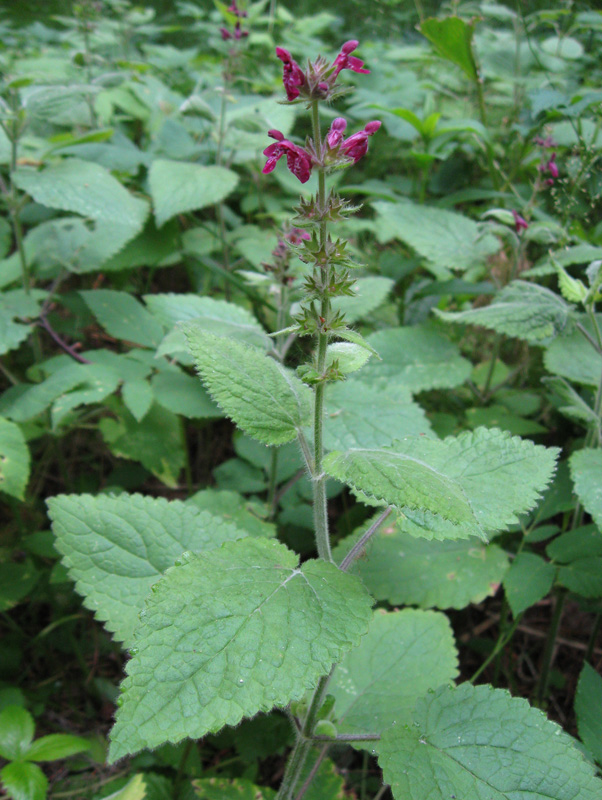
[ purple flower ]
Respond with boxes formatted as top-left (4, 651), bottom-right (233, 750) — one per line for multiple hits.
top-left (534, 135), bottom-right (556, 149)
top-left (276, 47), bottom-right (305, 101)
top-left (547, 152), bottom-right (559, 178)
top-left (327, 117), bottom-right (347, 148)
top-left (220, 27), bottom-right (231, 40)
top-left (512, 210), bottom-right (528, 233)
top-left (263, 129), bottom-right (313, 184)
top-left (332, 40), bottom-right (370, 78)
top-left (340, 120), bottom-right (381, 163)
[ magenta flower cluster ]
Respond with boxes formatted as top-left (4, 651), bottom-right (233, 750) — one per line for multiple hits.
top-left (275, 40), bottom-right (369, 102)
top-left (262, 41), bottom-right (380, 184)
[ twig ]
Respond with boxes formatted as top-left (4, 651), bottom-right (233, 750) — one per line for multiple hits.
top-left (37, 316), bottom-right (91, 364)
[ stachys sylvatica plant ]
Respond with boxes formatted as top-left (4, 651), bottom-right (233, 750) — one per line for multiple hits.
top-left (47, 40), bottom-right (602, 800)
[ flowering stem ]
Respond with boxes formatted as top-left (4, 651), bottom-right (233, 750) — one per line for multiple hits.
top-left (310, 100), bottom-right (332, 563)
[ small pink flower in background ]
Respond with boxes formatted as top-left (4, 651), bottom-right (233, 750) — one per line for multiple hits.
top-left (263, 129), bottom-right (314, 184)
top-left (534, 135), bottom-right (556, 149)
top-left (340, 120), bottom-right (381, 163)
top-left (547, 152), bottom-right (559, 178)
top-left (512, 210), bottom-right (529, 233)
top-left (332, 40), bottom-right (370, 77)
top-left (285, 228), bottom-right (311, 245)
top-left (538, 151), bottom-right (559, 185)
top-left (276, 47), bottom-right (305, 101)
top-left (326, 118), bottom-right (347, 148)
top-left (220, 27), bottom-right (231, 40)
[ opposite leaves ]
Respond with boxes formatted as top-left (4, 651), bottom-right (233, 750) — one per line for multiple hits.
top-left (109, 538), bottom-right (373, 762)
top-left (325, 428), bottom-right (558, 540)
top-left (184, 327), bottom-right (312, 445)
top-left (379, 683), bottom-right (602, 800)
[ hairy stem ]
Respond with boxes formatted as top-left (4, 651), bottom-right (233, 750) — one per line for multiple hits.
top-left (340, 507), bottom-right (393, 572)
top-left (310, 100), bottom-right (332, 563)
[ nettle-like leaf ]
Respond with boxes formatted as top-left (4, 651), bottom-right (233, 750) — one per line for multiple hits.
top-left (0, 418), bottom-right (30, 501)
top-left (325, 428), bottom-right (558, 541)
top-left (359, 325), bottom-right (471, 392)
top-left (149, 159), bottom-right (239, 227)
top-left (544, 314), bottom-right (602, 386)
top-left (108, 538), bottom-right (373, 762)
top-left (372, 200), bottom-right (499, 279)
top-left (47, 493), bottom-right (271, 645)
top-left (146, 293), bottom-right (270, 351)
top-left (435, 280), bottom-right (573, 344)
top-left (324, 381), bottom-right (431, 452)
top-left (378, 683), bottom-right (602, 800)
top-left (325, 343), bottom-right (371, 375)
top-left (184, 326), bottom-right (312, 445)
top-left (331, 609), bottom-right (458, 745)
top-left (570, 449), bottom-right (602, 530)
top-left (334, 519), bottom-right (508, 609)
top-left (13, 158), bottom-right (149, 268)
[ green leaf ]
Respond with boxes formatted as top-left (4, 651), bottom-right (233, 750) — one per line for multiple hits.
top-left (550, 524), bottom-right (602, 598)
top-left (545, 315), bottom-right (602, 385)
top-left (325, 429), bottom-right (558, 540)
top-left (331, 609), bottom-right (458, 744)
top-left (0, 762), bottom-right (47, 800)
top-left (334, 518), bottom-right (509, 609)
top-left (420, 16), bottom-right (478, 81)
top-left (149, 159), bottom-right (239, 227)
top-left (373, 200), bottom-right (498, 279)
top-left (24, 733), bottom-right (90, 762)
top-left (146, 293), bottom-right (270, 350)
top-left (435, 281), bottom-right (573, 344)
top-left (556, 264), bottom-right (587, 304)
top-left (379, 683), bottom-right (602, 800)
top-left (193, 778), bottom-right (275, 800)
top-left (325, 343), bottom-right (371, 375)
top-left (0, 560), bottom-right (39, 612)
top-left (575, 663), bottom-right (602, 765)
top-left (13, 159), bottom-right (149, 267)
top-left (503, 552), bottom-right (556, 617)
top-left (324, 380), bottom-right (431, 452)
top-left (184, 327), bottom-right (312, 446)
top-left (122, 379), bottom-right (154, 422)
top-left (544, 377), bottom-right (599, 429)
top-left (188, 489), bottom-right (276, 540)
top-left (0, 706), bottom-right (35, 760)
top-left (47, 493), bottom-right (263, 644)
top-left (0, 418), bottom-right (30, 500)
top-left (81, 290), bottom-right (164, 349)
top-left (570, 449), bottom-right (602, 530)
top-left (547, 524), bottom-right (602, 563)
top-left (100, 403), bottom-right (184, 487)
top-left (360, 326), bottom-right (471, 392)
top-left (108, 538), bottom-right (373, 761)
top-left (330, 277), bottom-right (394, 324)
top-left (151, 370), bottom-right (221, 419)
